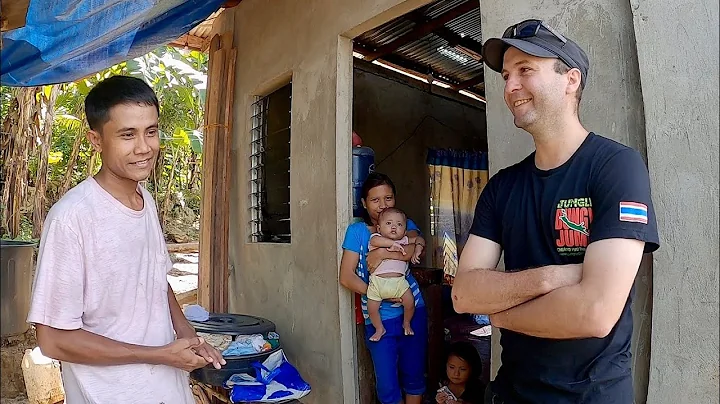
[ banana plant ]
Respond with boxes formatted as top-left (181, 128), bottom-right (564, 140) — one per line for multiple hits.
top-left (1, 45), bottom-right (208, 240)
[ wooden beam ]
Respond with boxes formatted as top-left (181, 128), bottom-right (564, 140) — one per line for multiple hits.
top-left (434, 27), bottom-right (483, 62)
top-left (198, 34), bottom-right (222, 311)
top-left (167, 242), bottom-right (200, 253)
top-left (356, 45), bottom-right (478, 92)
top-left (452, 73), bottom-right (484, 91)
top-left (169, 34), bottom-right (209, 52)
top-left (198, 31), bottom-right (235, 314)
top-left (362, 0), bottom-right (478, 62)
top-left (403, 10), bottom-right (483, 62)
top-left (0, 0), bottom-right (30, 32)
top-left (354, 56), bottom-right (485, 109)
top-left (175, 289), bottom-right (198, 306)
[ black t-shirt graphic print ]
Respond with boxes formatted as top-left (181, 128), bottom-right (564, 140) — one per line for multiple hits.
top-left (470, 133), bottom-right (660, 404)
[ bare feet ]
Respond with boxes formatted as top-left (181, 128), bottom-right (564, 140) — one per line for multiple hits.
top-left (403, 322), bottom-right (414, 336)
top-left (369, 327), bottom-right (386, 342)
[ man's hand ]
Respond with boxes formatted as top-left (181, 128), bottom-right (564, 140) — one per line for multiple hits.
top-left (387, 242), bottom-right (406, 255)
top-left (175, 326), bottom-right (226, 370)
top-left (192, 340), bottom-right (226, 370)
top-left (160, 337), bottom-right (211, 372)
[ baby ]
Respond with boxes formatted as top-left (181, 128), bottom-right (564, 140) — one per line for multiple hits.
top-left (367, 207), bottom-right (419, 341)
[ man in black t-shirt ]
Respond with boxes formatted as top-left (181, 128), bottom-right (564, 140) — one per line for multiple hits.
top-left (451, 20), bottom-right (660, 404)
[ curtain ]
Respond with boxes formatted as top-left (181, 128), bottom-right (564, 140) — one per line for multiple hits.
top-left (427, 149), bottom-right (488, 286)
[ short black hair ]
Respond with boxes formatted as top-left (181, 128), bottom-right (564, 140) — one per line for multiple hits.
top-left (84, 76), bottom-right (159, 132)
top-left (446, 341), bottom-right (483, 381)
top-left (361, 172), bottom-right (396, 200)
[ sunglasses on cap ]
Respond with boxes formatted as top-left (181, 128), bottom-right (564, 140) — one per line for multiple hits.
top-left (502, 19), bottom-right (568, 44)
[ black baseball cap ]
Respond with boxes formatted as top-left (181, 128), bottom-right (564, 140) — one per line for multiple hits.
top-left (482, 19), bottom-right (590, 84)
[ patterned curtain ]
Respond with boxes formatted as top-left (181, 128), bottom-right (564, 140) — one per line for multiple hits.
top-left (427, 149), bottom-right (489, 285)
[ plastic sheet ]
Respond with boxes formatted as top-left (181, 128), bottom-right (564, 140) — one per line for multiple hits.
top-left (226, 349), bottom-right (311, 403)
top-left (1, 0), bottom-right (224, 86)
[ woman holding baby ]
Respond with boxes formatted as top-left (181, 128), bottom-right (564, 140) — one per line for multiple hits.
top-left (339, 172), bottom-right (428, 404)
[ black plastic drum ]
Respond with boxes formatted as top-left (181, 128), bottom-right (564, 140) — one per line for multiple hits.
top-left (189, 313), bottom-right (279, 387)
top-left (189, 313), bottom-right (276, 335)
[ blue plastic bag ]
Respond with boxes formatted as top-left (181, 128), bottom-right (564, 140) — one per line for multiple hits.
top-left (473, 314), bottom-right (491, 326)
top-left (226, 349), bottom-right (311, 403)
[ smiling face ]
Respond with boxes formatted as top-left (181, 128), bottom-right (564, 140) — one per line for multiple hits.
top-left (362, 184), bottom-right (396, 225)
top-left (501, 47), bottom-right (581, 131)
top-left (86, 103), bottom-right (160, 183)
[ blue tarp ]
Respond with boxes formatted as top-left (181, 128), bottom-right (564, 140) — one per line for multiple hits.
top-left (1, 0), bottom-right (225, 87)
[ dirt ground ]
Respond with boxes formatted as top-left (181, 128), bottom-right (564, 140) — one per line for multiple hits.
top-left (0, 397), bottom-right (30, 404)
top-left (1, 329), bottom-right (36, 401)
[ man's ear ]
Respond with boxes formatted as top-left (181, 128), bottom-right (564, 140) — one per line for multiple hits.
top-left (566, 68), bottom-right (582, 95)
top-left (86, 130), bottom-right (103, 153)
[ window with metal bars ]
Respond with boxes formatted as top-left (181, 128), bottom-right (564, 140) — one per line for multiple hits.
top-left (249, 82), bottom-right (291, 243)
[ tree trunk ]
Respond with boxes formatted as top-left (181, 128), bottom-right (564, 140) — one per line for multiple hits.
top-left (87, 150), bottom-right (99, 178)
top-left (33, 85), bottom-right (61, 239)
top-left (1, 87), bottom-right (39, 238)
top-left (161, 148), bottom-right (181, 228)
top-left (60, 128), bottom-right (86, 196)
top-left (188, 152), bottom-right (199, 190)
top-left (151, 147), bottom-right (165, 203)
top-left (0, 92), bottom-right (20, 236)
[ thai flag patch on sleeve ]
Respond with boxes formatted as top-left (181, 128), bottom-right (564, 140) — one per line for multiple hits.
top-left (619, 202), bottom-right (648, 224)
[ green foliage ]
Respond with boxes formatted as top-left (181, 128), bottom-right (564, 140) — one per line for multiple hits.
top-left (1, 45), bottom-right (208, 242)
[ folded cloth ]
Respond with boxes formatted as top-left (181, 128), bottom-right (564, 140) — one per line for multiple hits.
top-left (183, 304), bottom-right (210, 322)
top-left (223, 334), bottom-right (271, 357)
top-left (198, 332), bottom-right (233, 352)
top-left (223, 340), bottom-right (259, 357)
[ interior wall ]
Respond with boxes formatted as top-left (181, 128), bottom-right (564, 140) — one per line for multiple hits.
top-left (221, 1), bottom-right (433, 403)
top-left (353, 66), bottom-right (487, 266)
top-left (478, 0), bottom-right (653, 401)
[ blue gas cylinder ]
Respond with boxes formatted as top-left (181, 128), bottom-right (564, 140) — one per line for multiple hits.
top-left (352, 146), bottom-right (375, 218)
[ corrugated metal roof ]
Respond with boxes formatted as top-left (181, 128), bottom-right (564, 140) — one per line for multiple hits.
top-left (446, 9), bottom-right (482, 42)
top-left (355, 0), bottom-right (484, 93)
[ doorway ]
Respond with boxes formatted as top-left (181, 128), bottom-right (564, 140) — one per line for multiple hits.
top-left (350, 1), bottom-right (490, 401)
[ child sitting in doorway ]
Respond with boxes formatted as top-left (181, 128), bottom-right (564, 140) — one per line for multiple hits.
top-left (367, 207), bottom-right (420, 341)
top-left (435, 342), bottom-right (485, 404)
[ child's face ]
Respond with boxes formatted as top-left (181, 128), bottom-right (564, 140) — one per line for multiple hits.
top-left (446, 355), bottom-right (471, 385)
top-left (377, 211), bottom-right (406, 240)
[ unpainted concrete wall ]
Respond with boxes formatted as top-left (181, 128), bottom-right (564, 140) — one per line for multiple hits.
top-left (630, 0), bottom-right (720, 403)
top-left (478, 0), bottom-right (654, 401)
top-left (221, 1), bottom-right (432, 402)
top-left (353, 66), bottom-right (487, 265)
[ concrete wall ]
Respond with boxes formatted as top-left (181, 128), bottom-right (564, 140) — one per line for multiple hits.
top-left (630, 1), bottom-right (720, 403)
top-left (480, 0), bottom-right (719, 403)
top-left (219, 0), bottom-right (718, 402)
top-left (353, 66), bottom-right (487, 265)
top-left (221, 1), bottom-right (432, 402)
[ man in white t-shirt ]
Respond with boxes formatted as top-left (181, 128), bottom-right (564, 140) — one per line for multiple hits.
top-left (27, 76), bottom-right (225, 403)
